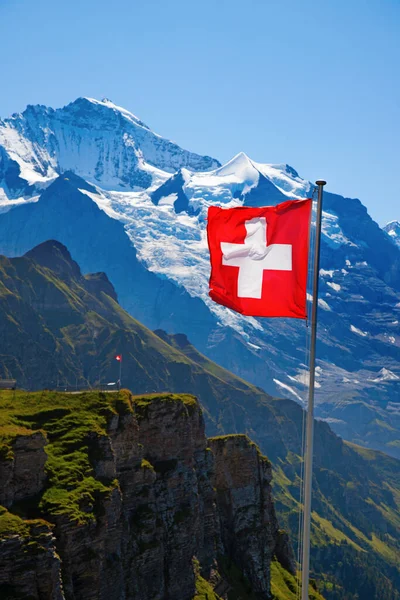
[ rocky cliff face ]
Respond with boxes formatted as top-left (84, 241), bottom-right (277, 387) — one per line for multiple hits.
top-left (210, 435), bottom-right (295, 597)
top-left (0, 430), bottom-right (47, 507)
top-left (0, 517), bottom-right (64, 600)
top-left (0, 391), bottom-right (294, 600)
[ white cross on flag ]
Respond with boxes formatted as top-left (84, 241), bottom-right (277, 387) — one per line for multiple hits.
top-left (207, 199), bottom-right (312, 318)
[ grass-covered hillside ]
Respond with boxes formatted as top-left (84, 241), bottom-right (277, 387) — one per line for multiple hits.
top-left (0, 240), bottom-right (272, 406)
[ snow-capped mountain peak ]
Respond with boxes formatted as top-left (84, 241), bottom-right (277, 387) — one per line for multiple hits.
top-left (372, 367), bottom-right (400, 383)
top-left (212, 151), bottom-right (259, 179)
top-left (149, 150), bottom-right (312, 218)
top-left (181, 152), bottom-right (262, 205)
top-left (0, 98), bottom-right (220, 201)
top-left (384, 220), bottom-right (400, 248)
top-left (80, 97), bottom-right (152, 131)
top-left (189, 152), bottom-right (311, 199)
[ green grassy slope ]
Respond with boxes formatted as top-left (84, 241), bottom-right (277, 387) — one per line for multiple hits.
top-left (0, 242), bottom-right (270, 422)
top-left (0, 389), bottom-right (129, 524)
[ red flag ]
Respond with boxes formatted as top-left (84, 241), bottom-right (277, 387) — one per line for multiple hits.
top-left (207, 198), bottom-right (312, 319)
top-left (115, 355), bottom-right (122, 361)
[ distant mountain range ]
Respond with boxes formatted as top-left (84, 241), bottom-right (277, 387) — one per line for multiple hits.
top-left (0, 239), bottom-right (399, 599)
top-left (0, 97), bottom-right (399, 461)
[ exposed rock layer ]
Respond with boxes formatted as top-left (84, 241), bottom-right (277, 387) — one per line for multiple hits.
top-left (0, 430), bottom-right (47, 508)
top-left (0, 392), bottom-right (293, 600)
top-left (0, 521), bottom-right (64, 600)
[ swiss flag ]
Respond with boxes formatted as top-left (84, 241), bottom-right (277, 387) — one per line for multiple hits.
top-left (115, 355), bottom-right (122, 361)
top-left (207, 198), bottom-right (312, 319)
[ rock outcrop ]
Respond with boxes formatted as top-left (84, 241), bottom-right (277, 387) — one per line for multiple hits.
top-left (0, 430), bottom-right (47, 508)
top-left (209, 435), bottom-right (295, 598)
top-left (0, 391), bottom-right (295, 600)
top-left (0, 517), bottom-right (64, 600)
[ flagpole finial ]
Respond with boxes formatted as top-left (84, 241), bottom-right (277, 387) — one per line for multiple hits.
top-left (315, 179), bottom-right (327, 186)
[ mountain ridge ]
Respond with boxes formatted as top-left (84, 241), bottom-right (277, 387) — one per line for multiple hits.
top-left (0, 97), bottom-right (220, 197)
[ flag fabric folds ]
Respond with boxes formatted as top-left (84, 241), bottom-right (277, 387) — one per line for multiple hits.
top-left (207, 198), bottom-right (312, 319)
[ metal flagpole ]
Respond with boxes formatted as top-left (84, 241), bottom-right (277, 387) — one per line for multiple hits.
top-left (301, 179), bottom-right (326, 600)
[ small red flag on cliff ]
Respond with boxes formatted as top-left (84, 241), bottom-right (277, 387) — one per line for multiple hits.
top-left (207, 198), bottom-right (312, 319)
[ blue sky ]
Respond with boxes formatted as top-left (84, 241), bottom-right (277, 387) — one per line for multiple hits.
top-left (0, 0), bottom-right (399, 225)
